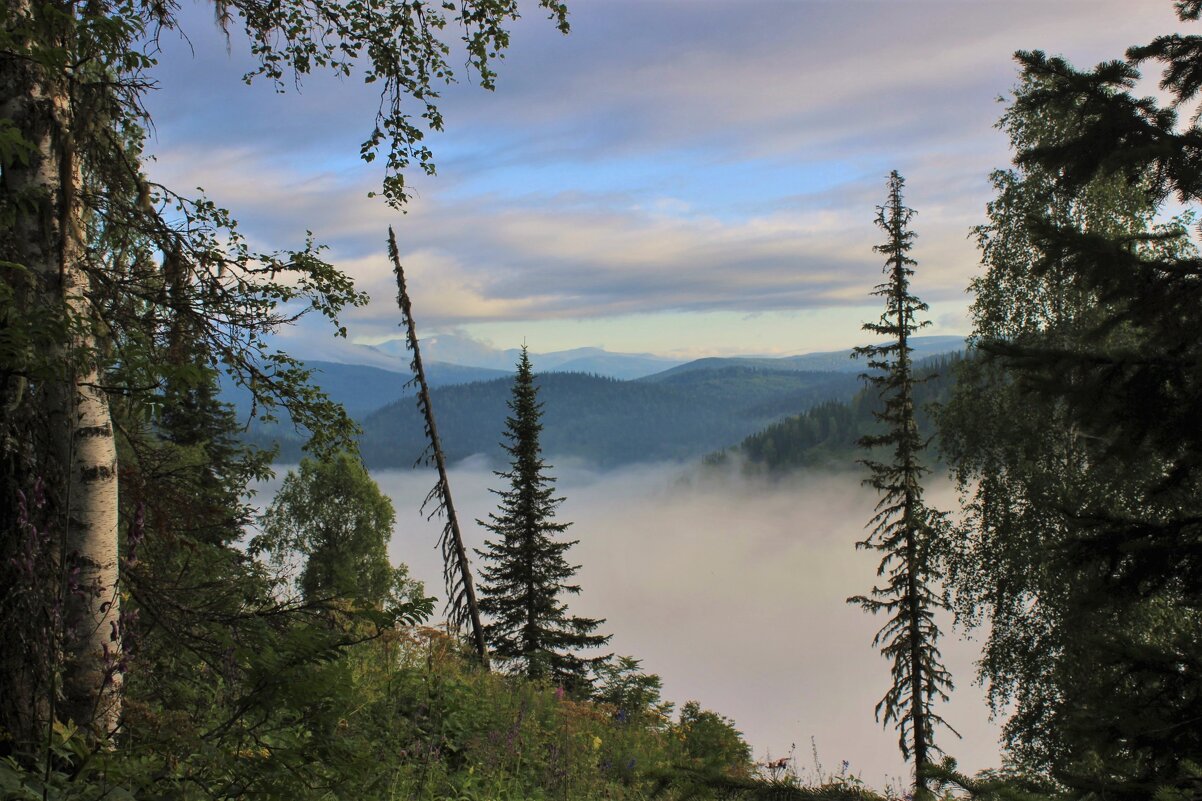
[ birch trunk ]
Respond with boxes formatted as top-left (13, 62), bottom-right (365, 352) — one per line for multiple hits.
top-left (1, 0), bottom-right (122, 739)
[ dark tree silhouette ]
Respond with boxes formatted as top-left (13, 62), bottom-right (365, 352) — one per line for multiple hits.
top-left (389, 228), bottom-right (489, 668)
top-left (849, 171), bottom-right (955, 797)
top-left (476, 347), bottom-right (609, 689)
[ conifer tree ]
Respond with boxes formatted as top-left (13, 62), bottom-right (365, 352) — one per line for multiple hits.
top-left (476, 347), bottom-right (610, 689)
top-left (850, 171), bottom-right (954, 797)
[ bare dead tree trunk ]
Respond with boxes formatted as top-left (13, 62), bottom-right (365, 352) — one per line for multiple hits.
top-left (387, 227), bottom-right (489, 669)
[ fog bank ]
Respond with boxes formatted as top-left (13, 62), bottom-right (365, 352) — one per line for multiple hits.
top-left (374, 458), bottom-right (1000, 789)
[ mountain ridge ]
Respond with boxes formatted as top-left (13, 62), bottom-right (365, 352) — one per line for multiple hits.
top-left (356, 367), bottom-right (862, 469)
top-left (230, 336), bottom-right (967, 468)
top-left (640, 335), bottom-right (965, 380)
top-left (370, 334), bottom-right (685, 380)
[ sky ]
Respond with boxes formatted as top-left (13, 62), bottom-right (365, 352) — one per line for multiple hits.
top-left (141, 0), bottom-right (1184, 360)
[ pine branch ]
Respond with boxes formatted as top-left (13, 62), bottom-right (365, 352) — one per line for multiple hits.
top-left (387, 227), bottom-right (489, 669)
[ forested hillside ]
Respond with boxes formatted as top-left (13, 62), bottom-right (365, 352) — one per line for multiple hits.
top-left (711, 355), bottom-right (960, 473)
top-left (357, 367), bottom-right (860, 468)
top-left (221, 359), bottom-right (507, 421)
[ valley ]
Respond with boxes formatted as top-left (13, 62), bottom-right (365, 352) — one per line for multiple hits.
top-left (231, 336), bottom-right (965, 469)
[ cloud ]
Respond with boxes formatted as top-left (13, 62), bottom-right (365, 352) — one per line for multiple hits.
top-left (146, 148), bottom-right (979, 339)
top-left (424, 0), bottom-right (1177, 163)
top-left (140, 0), bottom-right (1183, 352)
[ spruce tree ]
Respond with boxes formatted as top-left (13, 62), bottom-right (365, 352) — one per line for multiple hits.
top-left (476, 347), bottom-right (610, 689)
top-left (849, 171), bottom-right (954, 797)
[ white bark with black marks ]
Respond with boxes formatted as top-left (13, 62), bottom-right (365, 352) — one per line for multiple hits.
top-left (2, 0), bottom-right (122, 738)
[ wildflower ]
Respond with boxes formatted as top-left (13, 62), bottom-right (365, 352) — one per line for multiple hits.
top-left (592, 736), bottom-right (602, 751)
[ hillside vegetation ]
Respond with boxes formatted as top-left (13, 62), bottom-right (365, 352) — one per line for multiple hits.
top-left (1, 620), bottom-right (773, 801)
top-left (221, 360), bottom-right (508, 422)
top-left (358, 368), bottom-right (861, 468)
top-left (709, 355), bottom-right (961, 473)
top-left (231, 344), bottom-right (972, 469)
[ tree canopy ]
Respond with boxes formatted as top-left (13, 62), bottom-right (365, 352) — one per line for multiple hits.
top-left (938, 7), bottom-right (1202, 795)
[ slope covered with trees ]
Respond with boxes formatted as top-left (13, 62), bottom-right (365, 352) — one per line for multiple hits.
top-left (711, 355), bottom-right (959, 474)
top-left (359, 368), bottom-right (860, 468)
top-left (220, 360), bottom-right (507, 421)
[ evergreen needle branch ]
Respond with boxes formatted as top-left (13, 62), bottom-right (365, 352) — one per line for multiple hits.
top-left (387, 227), bottom-right (489, 669)
top-left (850, 172), bottom-right (955, 799)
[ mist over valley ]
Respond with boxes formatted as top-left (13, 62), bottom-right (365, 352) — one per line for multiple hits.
top-left (342, 460), bottom-right (1003, 789)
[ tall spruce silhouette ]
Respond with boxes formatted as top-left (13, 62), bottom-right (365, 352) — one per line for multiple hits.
top-left (849, 171), bottom-right (955, 797)
top-left (476, 347), bottom-right (609, 688)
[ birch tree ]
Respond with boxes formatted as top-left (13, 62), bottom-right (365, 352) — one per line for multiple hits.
top-left (1, 0), bottom-right (124, 737)
top-left (939, 6), bottom-right (1202, 789)
top-left (1, 0), bottom-right (568, 743)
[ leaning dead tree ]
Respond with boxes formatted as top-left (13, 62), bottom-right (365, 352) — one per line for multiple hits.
top-left (388, 227), bottom-right (490, 668)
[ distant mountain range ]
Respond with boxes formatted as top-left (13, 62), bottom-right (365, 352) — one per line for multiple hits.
top-left (357, 368), bottom-right (863, 468)
top-left (260, 332), bottom-right (686, 381)
top-left (230, 334), bottom-right (967, 468)
top-left (369, 333), bottom-right (685, 380)
top-left (279, 331), bottom-right (964, 383)
top-left (642, 335), bottom-right (966, 379)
